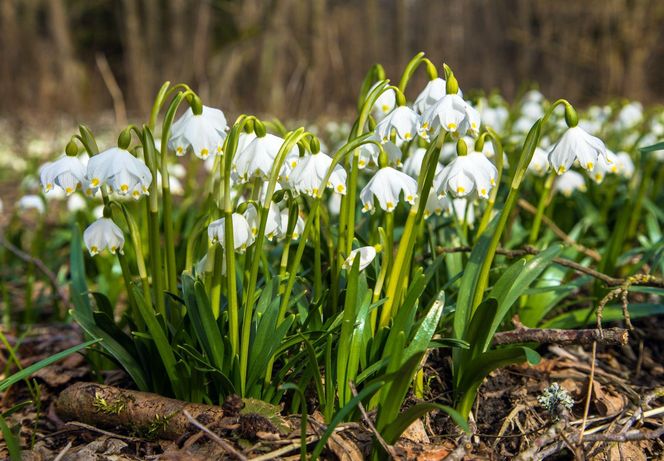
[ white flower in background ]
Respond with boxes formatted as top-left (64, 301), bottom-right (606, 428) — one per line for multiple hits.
top-left (480, 105), bottom-right (509, 132)
top-left (370, 83), bottom-right (396, 120)
top-left (413, 78), bottom-right (446, 114)
top-left (243, 202), bottom-right (283, 241)
top-left (40, 156), bottom-right (86, 196)
top-left (439, 142), bottom-right (457, 164)
top-left (436, 152), bottom-right (497, 199)
top-left (280, 209), bottom-right (306, 240)
top-left (83, 218), bottom-right (124, 256)
top-left (92, 205), bottom-right (104, 219)
top-left (289, 152), bottom-right (347, 196)
top-left (523, 89), bottom-right (545, 104)
top-left (360, 167), bottom-right (418, 213)
top-left (402, 147), bottom-right (442, 178)
top-left (169, 163), bottom-right (187, 179)
top-left (520, 101), bottom-right (545, 121)
top-left (548, 126), bottom-right (607, 174)
top-left (87, 147), bottom-right (152, 200)
top-left (156, 172), bottom-right (184, 195)
top-left (528, 147), bottom-right (550, 176)
top-left (0, 197), bottom-right (3, 214)
top-left (233, 133), bottom-right (295, 182)
top-left (169, 106), bottom-right (228, 159)
top-left (375, 106), bottom-right (421, 143)
top-left (328, 192), bottom-right (342, 215)
top-left (553, 170), bottom-right (586, 197)
top-left (421, 94), bottom-right (479, 138)
top-left (448, 197), bottom-right (475, 227)
top-left (358, 135), bottom-right (403, 168)
top-left (423, 190), bottom-right (447, 219)
top-left (342, 246), bottom-right (378, 271)
top-left (208, 213), bottom-right (255, 253)
top-left (17, 195), bottom-right (45, 214)
top-left (67, 194), bottom-right (87, 212)
top-left (616, 152), bottom-right (635, 178)
top-left (590, 150), bottom-right (619, 183)
top-left (616, 102), bottom-right (643, 130)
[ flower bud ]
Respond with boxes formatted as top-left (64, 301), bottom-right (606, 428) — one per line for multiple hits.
top-left (309, 136), bottom-right (321, 155)
top-left (474, 136), bottom-right (486, 153)
top-left (446, 74), bottom-right (459, 95)
top-left (564, 103), bottom-right (578, 128)
top-left (65, 139), bottom-right (79, 157)
top-left (117, 128), bottom-right (132, 150)
top-left (456, 138), bottom-right (468, 157)
top-left (102, 205), bottom-right (113, 218)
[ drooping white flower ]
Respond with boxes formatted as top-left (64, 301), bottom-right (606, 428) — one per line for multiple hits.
top-left (527, 147), bottom-right (550, 176)
top-left (548, 126), bottom-right (607, 174)
top-left (413, 78), bottom-right (446, 114)
top-left (480, 105), bottom-right (509, 132)
top-left (423, 190), bottom-right (447, 219)
top-left (168, 106), bottom-right (228, 159)
top-left (233, 133), bottom-right (296, 182)
top-left (328, 192), bottom-right (342, 215)
top-left (370, 83), bottom-right (396, 121)
top-left (83, 218), bottom-right (124, 256)
top-left (289, 152), bottom-right (347, 197)
top-left (590, 150), bottom-right (619, 183)
top-left (360, 167), bottom-right (418, 213)
top-left (208, 213), bottom-right (255, 253)
top-left (342, 246), bottom-right (378, 271)
top-left (402, 147), bottom-right (442, 179)
top-left (436, 152), bottom-right (497, 199)
top-left (243, 202), bottom-right (283, 241)
top-left (616, 152), bottom-right (635, 178)
top-left (421, 93), bottom-right (479, 138)
top-left (358, 135), bottom-right (403, 168)
top-left (280, 209), bottom-right (306, 240)
top-left (553, 170), bottom-right (586, 197)
top-left (16, 195), bottom-right (45, 214)
top-left (447, 197), bottom-right (475, 227)
top-left (40, 156), bottom-right (86, 196)
top-left (375, 106), bottom-right (421, 143)
top-left (87, 147), bottom-right (152, 200)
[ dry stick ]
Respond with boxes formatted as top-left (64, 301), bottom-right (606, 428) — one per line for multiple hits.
top-left (493, 326), bottom-right (628, 346)
top-left (349, 382), bottom-right (398, 459)
top-left (435, 245), bottom-right (664, 288)
top-left (517, 198), bottom-right (602, 262)
top-left (65, 421), bottom-right (144, 443)
top-left (182, 410), bottom-right (247, 461)
top-left (52, 440), bottom-right (72, 461)
top-left (95, 53), bottom-right (127, 127)
top-left (250, 436), bottom-right (319, 461)
top-left (0, 232), bottom-right (70, 309)
top-left (579, 341), bottom-right (597, 447)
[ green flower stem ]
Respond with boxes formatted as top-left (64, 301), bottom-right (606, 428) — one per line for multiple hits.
top-left (529, 171), bottom-right (556, 244)
top-left (380, 133), bottom-right (445, 327)
top-left (476, 131), bottom-right (505, 236)
top-left (313, 206), bottom-right (323, 299)
top-left (384, 212), bottom-right (394, 274)
top-left (627, 156), bottom-right (656, 239)
top-left (397, 52), bottom-right (437, 94)
top-left (371, 229), bottom-right (389, 333)
top-left (240, 129), bottom-right (308, 395)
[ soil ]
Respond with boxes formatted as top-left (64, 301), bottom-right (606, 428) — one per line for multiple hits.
top-left (0, 317), bottom-right (662, 460)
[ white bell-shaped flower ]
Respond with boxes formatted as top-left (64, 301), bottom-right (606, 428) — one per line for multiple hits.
top-left (402, 147), bottom-right (442, 179)
top-left (548, 126), bottom-right (607, 174)
top-left (83, 218), bottom-right (125, 256)
top-left (233, 133), bottom-right (296, 183)
top-left (279, 209), bottom-right (306, 240)
top-left (421, 93), bottom-right (479, 138)
top-left (360, 166), bottom-right (418, 213)
top-left (448, 197), bottom-right (476, 227)
top-left (208, 213), bottom-right (255, 253)
top-left (40, 156), bottom-right (86, 196)
top-left (480, 105), bottom-right (509, 132)
top-left (358, 135), bottom-right (403, 168)
top-left (375, 106), bottom-right (420, 143)
top-left (616, 152), bottom-right (635, 178)
top-left (16, 195), bottom-right (45, 214)
top-left (553, 170), bottom-right (586, 197)
top-left (436, 152), bottom-right (497, 199)
top-left (370, 83), bottom-right (396, 121)
top-left (168, 106), bottom-right (228, 159)
top-left (289, 152), bottom-right (347, 197)
top-left (87, 147), bottom-right (152, 200)
top-left (616, 102), bottom-right (643, 130)
top-left (342, 246), bottom-right (378, 271)
top-left (589, 150), bottom-right (619, 184)
top-left (527, 147), bottom-right (550, 176)
top-left (67, 194), bottom-right (87, 213)
top-left (243, 202), bottom-right (283, 241)
top-left (413, 78), bottom-right (446, 114)
top-left (423, 190), bottom-right (448, 219)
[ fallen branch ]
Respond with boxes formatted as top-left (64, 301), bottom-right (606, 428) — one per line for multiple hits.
top-left (183, 409), bottom-right (247, 461)
top-left (55, 382), bottom-right (226, 440)
top-left (493, 327), bottom-right (628, 346)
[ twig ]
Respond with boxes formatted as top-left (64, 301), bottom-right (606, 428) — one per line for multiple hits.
top-left (0, 232), bottom-right (69, 309)
top-left (493, 326), bottom-right (628, 346)
top-left (515, 420), bottom-right (565, 461)
top-left (182, 409), bottom-right (247, 461)
top-left (579, 342), bottom-right (597, 446)
top-left (250, 436), bottom-right (318, 461)
top-left (53, 440), bottom-right (72, 461)
top-left (518, 199), bottom-right (602, 261)
top-left (65, 421), bottom-right (143, 442)
top-left (349, 382), bottom-right (398, 459)
top-left (95, 53), bottom-right (127, 127)
top-left (434, 245), bottom-right (664, 288)
top-left (443, 432), bottom-right (471, 461)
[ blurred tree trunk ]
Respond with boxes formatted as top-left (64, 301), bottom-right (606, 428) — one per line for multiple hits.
top-left (47, 0), bottom-right (80, 109)
top-left (0, 0), bottom-right (18, 107)
top-left (121, 0), bottom-right (150, 113)
top-left (192, 1), bottom-right (212, 99)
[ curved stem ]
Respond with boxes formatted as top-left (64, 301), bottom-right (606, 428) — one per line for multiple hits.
top-left (529, 172), bottom-right (556, 244)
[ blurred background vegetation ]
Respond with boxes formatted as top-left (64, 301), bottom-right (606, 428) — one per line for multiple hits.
top-left (1, 0), bottom-right (664, 124)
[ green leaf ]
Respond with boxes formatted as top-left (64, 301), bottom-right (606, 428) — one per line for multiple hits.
top-left (0, 416), bottom-right (21, 461)
top-left (337, 256), bottom-right (361, 406)
top-left (381, 403), bottom-right (469, 444)
top-left (70, 224), bottom-right (92, 323)
top-left (639, 141), bottom-right (664, 154)
top-left (542, 303), bottom-right (664, 329)
top-left (0, 339), bottom-right (100, 392)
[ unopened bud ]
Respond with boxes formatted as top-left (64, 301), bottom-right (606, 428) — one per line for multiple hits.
top-left (190, 95), bottom-right (203, 116)
top-left (446, 74), bottom-right (459, 95)
top-left (254, 120), bottom-right (267, 137)
top-left (564, 104), bottom-right (578, 128)
top-left (65, 139), bottom-right (79, 157)
top-left (117, 128), bottom-right (132, 150)
top-left (310, 137), bottom-right (321, 154)
top-left (456, 138), bottom-right (468, 156)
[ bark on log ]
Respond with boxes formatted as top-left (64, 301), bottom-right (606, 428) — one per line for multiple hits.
top-left (493, 327), bottom-right (628, 346)
top-left (55, 382), bottom-right (225, 440)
